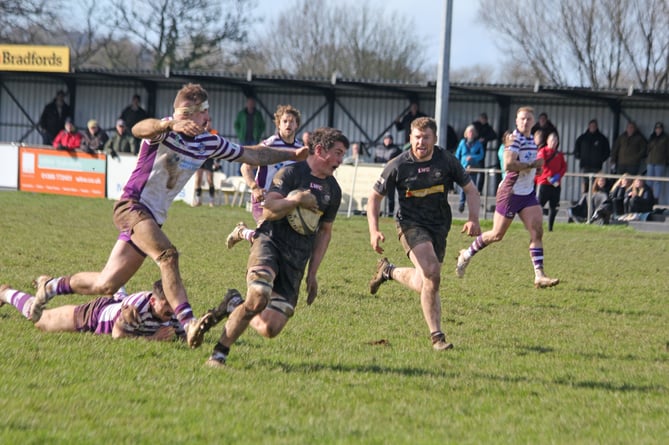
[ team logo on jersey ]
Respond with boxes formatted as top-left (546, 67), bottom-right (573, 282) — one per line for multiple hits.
top-left (322, 193), bottom-right (331, 206)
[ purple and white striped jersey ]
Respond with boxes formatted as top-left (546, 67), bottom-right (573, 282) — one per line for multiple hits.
top-left (254, 134), bottom-right (302, 191)
top-left (94, 290), bottom-right (184, 338)
top-left (500, 129), bottom-right (538, 196)
top-left (121, 118), bottom-right (244, 224)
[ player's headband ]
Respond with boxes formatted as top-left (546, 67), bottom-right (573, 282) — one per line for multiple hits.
top-left (174, 100), bottom-right (209, 115)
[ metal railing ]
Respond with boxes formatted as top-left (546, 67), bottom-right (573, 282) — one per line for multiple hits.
top-left (472, 167), bottom-right (669, 221)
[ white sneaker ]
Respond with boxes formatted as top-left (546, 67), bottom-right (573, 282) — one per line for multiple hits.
top-left (455, 250), bottom-right (470, 278)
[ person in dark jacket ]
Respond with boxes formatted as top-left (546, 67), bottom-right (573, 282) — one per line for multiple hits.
top-left (611, 121), bottom-right (647, 175)
top-left (394, 100), bottom-right (427, 144)
top-left (574, 119), bottom-right (611, 193)
top-left (530, 112), bottom-right (557, 147)
top-left (38, 90), bottom-right (72, 146)
top-left (472, 112), bottom-right (498, 148)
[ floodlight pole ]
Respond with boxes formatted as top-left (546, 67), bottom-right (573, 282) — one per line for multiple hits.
top-left (435, 0), bottom-right (452, 147)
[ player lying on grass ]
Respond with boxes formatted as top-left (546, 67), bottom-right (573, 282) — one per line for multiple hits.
top-left (0, 280), bottom-right (235, 341)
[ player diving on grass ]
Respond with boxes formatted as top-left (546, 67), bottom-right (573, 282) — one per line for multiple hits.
top-left (1, 280), bottom-right (217, 341)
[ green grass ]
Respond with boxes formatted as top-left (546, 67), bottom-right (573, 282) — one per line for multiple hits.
top-left (0, 191), bottom-right (667, 445)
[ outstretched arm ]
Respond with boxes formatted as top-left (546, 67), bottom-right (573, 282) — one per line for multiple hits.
top-left (237, 144), bottom-right (309, 167)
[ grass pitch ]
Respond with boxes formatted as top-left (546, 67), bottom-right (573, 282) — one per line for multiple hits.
top-left (0, 191), bottom-right (667, 444)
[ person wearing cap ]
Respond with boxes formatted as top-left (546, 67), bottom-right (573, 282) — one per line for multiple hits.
top-left (80, 119), bottom-right (109, 154)
top-left (373, 133), bottom-right (402, 216)
top-left (647, 121), bottom-right (669, 204)
top-left (52, 117), bottom-right (82, 151)
top-left (103, 119), bottom-right (137, 157)
top-left (38, 90), bottom-right (72, 145)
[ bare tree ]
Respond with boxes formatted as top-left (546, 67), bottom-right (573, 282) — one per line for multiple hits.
top-left (108, 0), bottom-right (257, 71)
top-left (450, 65), bottom-right (499, 84)
top-left (251, 0), bottom-right (428, 81)
top-left (479, 0), bottom-right (669, 88)
top-left (0, 0), bottom-right (62, 43)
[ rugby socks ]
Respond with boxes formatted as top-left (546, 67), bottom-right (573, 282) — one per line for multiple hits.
top-left (241, 228), bottom-right (255, 243)
top-left (431, 330), bottom-right (446, 343)
top-left (174, 302), bottom-right (195, 328)
top-left (46, 276), bottom-right (73, 300)
top-left (213, 341), bottom-right (230, 357)
top-left (3, 287), bottom-right (34, 319)
top-left (530, 247), bottom-right (544, 273)
top-left (464, 235), bottom-right (487, 259)
top-left (384, 263), bottom-right (395, 280)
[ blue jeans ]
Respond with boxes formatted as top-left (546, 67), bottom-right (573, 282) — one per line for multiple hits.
top-left (646, 163), bottom-right (667, 204)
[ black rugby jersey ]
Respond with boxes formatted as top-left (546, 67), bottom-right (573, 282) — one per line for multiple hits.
top-left (259, 161), bottom-right (342, 253)
top-left (373, 147), bottom-right (471, 231)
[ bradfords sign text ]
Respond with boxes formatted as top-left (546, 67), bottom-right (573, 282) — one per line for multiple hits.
top-left (0, 45), bottom-right (70, 73)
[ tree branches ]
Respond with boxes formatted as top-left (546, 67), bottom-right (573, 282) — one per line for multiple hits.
top-left (478, 0), bottom-right (669, 88)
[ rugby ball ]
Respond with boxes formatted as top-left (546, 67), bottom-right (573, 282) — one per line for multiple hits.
top-left (286, 190), bottom-right (322, 235)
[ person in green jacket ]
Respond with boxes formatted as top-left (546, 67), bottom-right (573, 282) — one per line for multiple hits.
top-left (103, 119), bottom-right (137, 157)
top-left (234, 96), bottom-right (266, 146)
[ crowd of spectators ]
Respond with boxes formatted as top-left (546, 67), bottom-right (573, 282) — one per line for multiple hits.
top-left (37, 91), bottom-right (148, 158)
top-left (35, 92), bottom-right (669, 224)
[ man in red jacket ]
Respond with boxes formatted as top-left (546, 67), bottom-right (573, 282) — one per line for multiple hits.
top-left (52, 117), bottom-right (82, 151)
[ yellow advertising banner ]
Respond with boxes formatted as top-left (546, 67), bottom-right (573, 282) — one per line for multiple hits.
top-left (0, 44), bottom-right (70, 73)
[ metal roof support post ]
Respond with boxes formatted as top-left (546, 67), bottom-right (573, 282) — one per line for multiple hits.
top-left (434, 0), bottom-right (452, 147)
